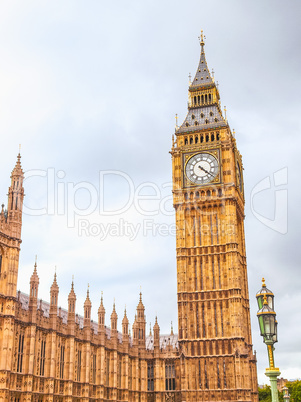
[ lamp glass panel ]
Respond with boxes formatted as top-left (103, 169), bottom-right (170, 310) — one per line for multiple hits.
top-left (267, 295), bottom-right (274, 310)
top-left (272, 322), bottom-right (278, 343)
top-left (263, 314), bottom-right (275, 336)
top-left (258, 315), bottom-right (265, 336)
top-left (257, 296), bottom-right (263, 310)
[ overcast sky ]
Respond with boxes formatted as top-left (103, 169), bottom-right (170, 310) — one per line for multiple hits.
top-left (0, 0), bottom-right (300, 384)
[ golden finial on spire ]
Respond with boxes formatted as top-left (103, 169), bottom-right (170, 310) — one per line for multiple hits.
top-left (224, 106), bottom-right (227, 121)
top-left (188, 73), bottom-right (191, 85)
top-left (175, 113), bottom-right (178, 129)
top-left (262, 277), bottom-right (266, 287)
top-left (198, 30), bottom-right (205, 46)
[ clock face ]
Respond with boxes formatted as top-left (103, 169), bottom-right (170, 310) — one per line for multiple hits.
top-left (185, 152), bottom-right (219, 185)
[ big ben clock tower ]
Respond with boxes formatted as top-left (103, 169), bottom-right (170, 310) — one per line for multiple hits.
top-left (171, 33), bottom-right (258, 401)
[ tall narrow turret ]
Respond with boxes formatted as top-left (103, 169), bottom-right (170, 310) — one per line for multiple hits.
top-left (49, 272), bottom-right (59, 328)
top-left (110, 301), bottom-right (118, 339)
top-left (68, 280), bottom-right (76, 323)
top-left (122, 308), bottom-right (129, 340)
top-left (84, 287), bottom-right (92, 328)
top-left (0, 153), bottom-right (24, 297)
top-left (98, 292), bottom-right (105, 336)
top-left (29, 258), bottom-right (39, 321)
top-left (136, 292), bottom-right (146, 349)
top-left (7, 153), bottom-right (24, 239)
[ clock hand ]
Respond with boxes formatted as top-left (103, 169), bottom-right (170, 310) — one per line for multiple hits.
top-left (199, 166), bottom-right (209, 174)
top-left (199, 165), bottom-right (215, 177)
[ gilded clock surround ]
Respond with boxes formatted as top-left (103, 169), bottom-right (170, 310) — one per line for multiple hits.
top-left (183, 148), bottom-right (221, 188)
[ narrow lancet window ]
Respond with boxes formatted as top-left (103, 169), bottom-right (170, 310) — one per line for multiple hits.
top-left (59, 345), bottom-right (65, 379)
top-left (223, 360), bottom-right (227, 388)
top-left (217, 361), bottom-right (221, 388)
top-left (202, 304), bottom-right (206, 337)
top-left (204, 359), bottom-right (208, 388)
top-left (147, 361), bottom-right (154, 391)
top-left (165, 361), bottom-right (176, 391)
top-left (17, 334), bottom-right (24, 373)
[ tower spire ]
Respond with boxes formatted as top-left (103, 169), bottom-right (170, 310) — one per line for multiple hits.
top-left (176, 34), bottom-right (227, 134)
top-left (33, 255), bottom-right (38, 274)
top-left (190, 30), bottom-right (213, 88)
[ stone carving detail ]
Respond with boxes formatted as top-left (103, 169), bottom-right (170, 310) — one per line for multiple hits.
top-left (165, 392), bottom-right (175, 402)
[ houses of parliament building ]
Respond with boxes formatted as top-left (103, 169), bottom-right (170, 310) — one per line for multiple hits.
top-left (0, 35), bottom-right (258, 402)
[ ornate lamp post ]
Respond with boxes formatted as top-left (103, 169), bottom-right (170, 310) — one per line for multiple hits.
top-left (256, 278), bottom-right (280, 402)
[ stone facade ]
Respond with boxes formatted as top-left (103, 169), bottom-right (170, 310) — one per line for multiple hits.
top-left (0, 36), bottom-right (258, 402)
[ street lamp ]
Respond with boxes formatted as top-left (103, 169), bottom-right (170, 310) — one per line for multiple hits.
top-left (256, 278), bottom-right (280, 402)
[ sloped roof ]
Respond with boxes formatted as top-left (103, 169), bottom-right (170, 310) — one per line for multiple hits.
top-left (190, 44), bottom-right (213, 88)
top-left (177, 105), bottom-right (226, 133)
